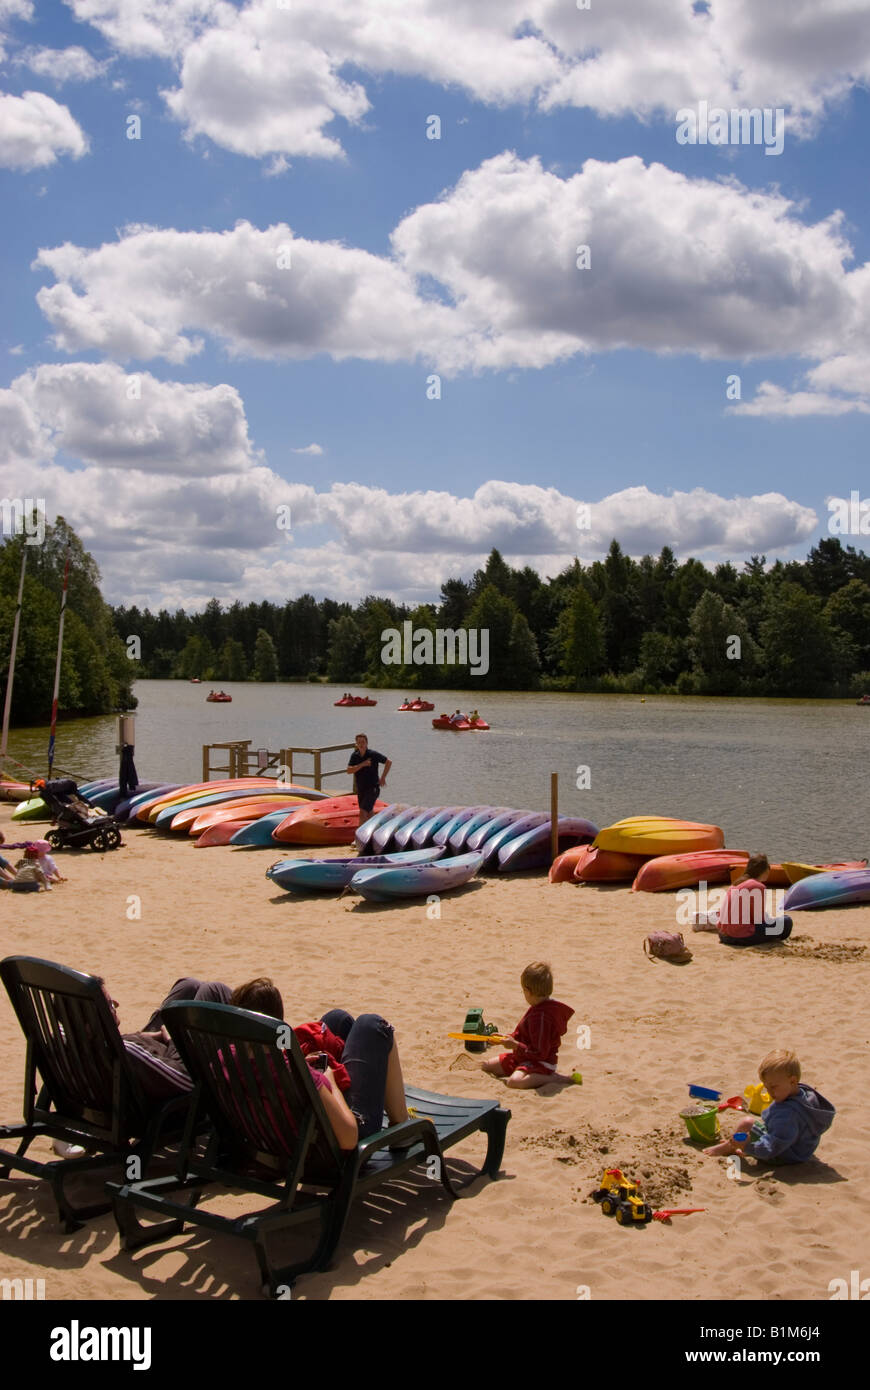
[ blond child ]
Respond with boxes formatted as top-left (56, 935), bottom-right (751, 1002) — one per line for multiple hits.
top-left (481, 962), bottom-right (574, 1090)
top-left (704, 1049), bottom-right (834, 1164)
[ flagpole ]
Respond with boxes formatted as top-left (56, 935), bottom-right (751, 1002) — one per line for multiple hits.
top-left (0, 545), bottom-right (26, 766)
top-left (47, 545), bottom-right (71, 776)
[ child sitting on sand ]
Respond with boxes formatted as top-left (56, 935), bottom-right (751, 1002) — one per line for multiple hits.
top-left (704, 1049), bottom-right (834, 1164)
top-left (12, 850), bottom-right (51, 891)
top-left (29, 840), bottom-right (66, 883)
top-left (481, 961), bottom-right (574, 1090)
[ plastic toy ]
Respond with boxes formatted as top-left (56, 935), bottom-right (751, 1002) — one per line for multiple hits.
top-left (717, 1095), bottom-right (745, 1112)
top-left (447, 1031), bottom-right (506, 1044)
top-left (591, 1168), bottom-right (654, 1225)
top-left (456, 1008), bottom-right (500, 1053)
top-left (652, 1208), bottom-right (706, 1223)
top-left (744, 1083), bottom-right (771, 1115)
top-left (688, 1083), bottom-right (721, 1101)
top-left (732, 1131), bottom-right (748, 1142)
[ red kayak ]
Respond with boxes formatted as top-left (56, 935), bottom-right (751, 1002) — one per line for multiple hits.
top-left (562, 845), bottom-right (650, 883)
top-left (398, 700), bottom-right (435, 711)
top-left (432, 717), bottom-right (490, 731)
top-left (273, 795), bottom-right (387, 845)
top-left (632, 850), bottom-right (751, 893)
top-left (334, 696), bottom-right (377, 707)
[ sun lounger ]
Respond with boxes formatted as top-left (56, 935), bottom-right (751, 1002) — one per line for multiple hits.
top-left (108, 1000), bottom-right (510, 1295)
top-left (0, 956), bottom-right (194, 1230)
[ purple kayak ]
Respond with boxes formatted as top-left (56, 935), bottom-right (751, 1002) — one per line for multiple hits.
top-left (497, 818), bottom-right (599, 872)
top-left (477, 812), bottom-right (550, 868)
top-left (466, 809), bottom-right (535, 853)
top-left (784, 868), bottom-right (870, 911)
top-left (350, 851), bottom-right (484, 902)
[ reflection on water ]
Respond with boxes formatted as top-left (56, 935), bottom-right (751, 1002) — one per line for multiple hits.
top-left (4, 682), bottom-right (868, 862)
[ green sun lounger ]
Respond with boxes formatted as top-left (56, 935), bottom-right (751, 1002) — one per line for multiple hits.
top-left (108, 1000), bottom-right (511, 1295)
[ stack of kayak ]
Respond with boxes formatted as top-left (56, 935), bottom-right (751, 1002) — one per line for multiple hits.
top-left (122, 778), bottom-right (329, 846)
top-left (12, 778), bottom-right (170, 822)
top-left (355, 803), bottom-right (597, 873)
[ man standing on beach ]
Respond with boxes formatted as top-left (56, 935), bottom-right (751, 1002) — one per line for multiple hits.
top-left (346, 733), bottom-right (391, 825)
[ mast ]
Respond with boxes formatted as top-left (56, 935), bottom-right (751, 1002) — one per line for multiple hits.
top-left (47, 544), bottom-right (71, 776)
top-left (0, 545), bottom-right (26, 765)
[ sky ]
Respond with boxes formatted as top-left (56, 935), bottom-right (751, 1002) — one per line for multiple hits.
top-left (1, 0), bottom-right (870, 611)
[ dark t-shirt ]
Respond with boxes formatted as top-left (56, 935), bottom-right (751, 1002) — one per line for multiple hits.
top-left (348, 747), bottom-right (386, 794)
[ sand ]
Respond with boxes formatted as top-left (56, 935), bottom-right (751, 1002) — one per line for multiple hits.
top-left (0, 804), bottom-right (867, 1302)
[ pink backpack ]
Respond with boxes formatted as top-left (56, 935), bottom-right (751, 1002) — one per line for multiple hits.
top-left (644, 932), bottom-right (693, 963)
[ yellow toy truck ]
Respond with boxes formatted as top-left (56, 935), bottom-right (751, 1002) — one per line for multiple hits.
top-left (591, 1168), bottom-right (654, 1225)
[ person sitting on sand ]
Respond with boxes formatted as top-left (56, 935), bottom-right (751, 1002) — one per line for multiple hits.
top-left (0, 831), bottom-right (16, 881)
top-left (481, 961), bottom-right (575, 1090)
top-left (12, 850), bottom-right (51, 891)
top-left (229, 977), bottom-right (410, 1150)
top-left (710, 853), bottom-right (792, 946)
top-left (29, 839), bottom-right (66, 883)
top-left (704, 1049), bottom-right (834, 1164)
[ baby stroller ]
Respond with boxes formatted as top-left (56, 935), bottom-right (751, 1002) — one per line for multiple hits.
top-left (35, 778), bottom-right (123, 852)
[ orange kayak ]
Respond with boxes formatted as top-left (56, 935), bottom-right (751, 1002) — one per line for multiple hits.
top-left (273, 796), bottom-right (388, 845)
top-left (136, 779), bottom-right (288, 821)
top-left (572, 846), bottom-right (650, 883)
top-left (194, 819), bottom-right (251, 847)
top-left (632, 850), bottom-right (750, 893)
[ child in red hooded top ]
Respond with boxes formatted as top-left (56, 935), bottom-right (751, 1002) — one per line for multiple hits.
top-left (481, 962), bottom-right (574, 1090)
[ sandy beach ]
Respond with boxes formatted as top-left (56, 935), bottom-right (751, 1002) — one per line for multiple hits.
top-left (0, 803), bottom-right (866, 1302)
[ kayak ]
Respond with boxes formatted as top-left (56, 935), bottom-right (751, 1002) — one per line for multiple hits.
top-left (431, 805), bottom-right (489, 848)
top-left (372, 805), bottom-right (428, 853)
top-left (726, 862), bottom-right (791, 888)
top-left (784, 868), bottom-right (870, 911)
top-left (632, 850), bottom-right (751, 893)
top-left (431, 717), bottom-right (489, 730)
top-left (230, 810), bottom-right (309, 847)
top-left (409, 805), bottom-right (470, 849)
top-left (594, 816), bottom-right (725, 856)
top-left (0, 782), bottom-right (33, 802)
top-left (266, 846), bottom-right (446, 891)
top-left (397, 701), bottom-right (435, 711)
top-left (183, 797), bottom-right (307, 833)
top-left (115, 783), bottom-right (181, 821)
top-left (781, 859), bottom-right (868, 885)
top-left (550, 845), bottom-right (647, 883)
top-left (11, 798), bottom-right (52, 822)
top-left (273, 796), bottom-right (387, 846)
top-left (334, 696), bottom-right (377, 706)
top-left (478, 813), bottom-right (550, 868)
top-left (195, 819), bottom-right (252, 847)
top-left (354, 803), bottom-right (408, 852)
top-left (350, 851), bottom-right (484, 902)
top-left (392, 806), bottom-right (444, 851)
top-left (139, 779), bottom-right (325, 822)
top-left (497, 818), bottom-right (598, 872)
top-left (396, 805), bottom-right (462, 851)
top-left (466, 809), bottom-right (534, 852)
top-left (445, 807), bottom-right (510, 852)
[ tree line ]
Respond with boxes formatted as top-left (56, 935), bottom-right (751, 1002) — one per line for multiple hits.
top-left (110, 538), bottom-right (870, 699)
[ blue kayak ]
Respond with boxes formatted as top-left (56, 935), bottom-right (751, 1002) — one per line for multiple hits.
top-left (477, 813), bottom-right (549, 867)
top-left (465, 808), bottom-right (535, 853)
top-left (350, 851), bottom-right (484, 902)
top-left (784, 868), bottom-right (870, 911)
top-left (448, 807), bottom-right (511, 852)
top-left (354, 804), bottom-right (407, 852)
top-left (267, 846), bottom-right (446, 891)
top-left (399, 805), bottom-right (462, 850)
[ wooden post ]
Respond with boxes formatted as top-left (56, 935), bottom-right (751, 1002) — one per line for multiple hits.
top-left (202, 745), bottom-right (209, 781)
top-left (550, 772), bottom-right (559, 863)
top-left (314, 748), bottom-right (322, 791)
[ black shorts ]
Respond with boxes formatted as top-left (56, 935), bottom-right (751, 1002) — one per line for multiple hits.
top-left (357, 788), bottom-right (379, 813)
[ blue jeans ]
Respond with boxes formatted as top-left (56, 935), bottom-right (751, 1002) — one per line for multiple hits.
top-left (320, 1009), bottom-right (394, 1138)
top-left (720, 916), bottom-right (793, 946)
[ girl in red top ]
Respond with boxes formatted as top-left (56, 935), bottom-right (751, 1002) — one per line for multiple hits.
top-left (481, 962), bottom-right (575, 1090)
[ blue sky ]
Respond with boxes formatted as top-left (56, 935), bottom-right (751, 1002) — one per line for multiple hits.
top-left (2, 0), bottom-right (869, 608)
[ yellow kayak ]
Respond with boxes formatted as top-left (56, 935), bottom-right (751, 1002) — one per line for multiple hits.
top-left (594, 816), bottom-right (724, 856)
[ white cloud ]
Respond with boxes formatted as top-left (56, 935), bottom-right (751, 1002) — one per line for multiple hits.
top-left (732, 382), bottom-right (870, 417)
top-left (33, 155), bottom-right (866, 384)
top-left (291, 443), bottom-right (323, 455)
top-left (0, 372), bottom-right (821, 606)
top-left (62, 0), bottom-right (870, 161)
top-left (0, 88), bottom-right (89, 169)
top-left (16, 46), bottom-right (108, 83)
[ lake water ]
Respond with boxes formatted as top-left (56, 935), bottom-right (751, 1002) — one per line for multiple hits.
top-left (5, 682), bottom-right (868, 862)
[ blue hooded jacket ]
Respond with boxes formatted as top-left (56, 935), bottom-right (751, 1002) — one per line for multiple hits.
top-left (744, 1084), bottom-right (835, 1163)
